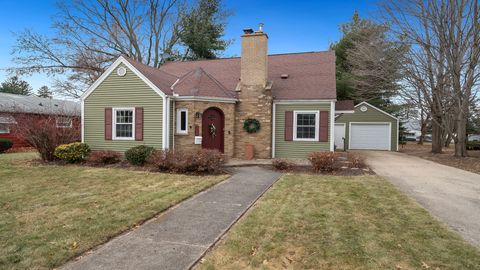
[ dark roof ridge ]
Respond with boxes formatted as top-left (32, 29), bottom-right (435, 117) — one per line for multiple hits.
top-left (173, 67), bottom-right (235, 98)
top-left (162, 51), bottom-right (334, 65)
top-left (200, 68), bottom-right (236, 98)
top-left (122, 55), bottom-right (178, 79)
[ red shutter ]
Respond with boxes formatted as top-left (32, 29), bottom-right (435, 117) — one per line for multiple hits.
top-left (135, 107), bottom-right (144, 141)
top-left (285, 111), bottom-right (293, 141)
top-left (319, 111), bottom-right (329, 142)
top-left (105, 108), bottom-right (112, 140)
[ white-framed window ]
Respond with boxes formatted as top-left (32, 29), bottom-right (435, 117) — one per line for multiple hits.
top-left (293, 111), bottom-right (319, 141)
top-left (0, 123), bottom-right (9, 134)
top-left (56, 117), bottom-right (73, 128)
top-left (176, 108), bottom-right (188, 134)
top-left (113, 108), bottom-right (135, 140)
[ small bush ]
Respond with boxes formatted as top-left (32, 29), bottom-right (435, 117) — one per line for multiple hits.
top-left (0, 138), bottom-right (13, 153)
top-left (147, 149), bottom-right (226, 173)
top-left (54, 142), bottom-right (90, 163)
top-left (87, 150), bottom-right (122, 165)
top-left (125, 145), bottom-right (154, 166)
top-left (347, 153), bottom-right (366, 169)
top-left (272, 159), bottom-right (294, 171)
top-left (190, 149), bottom-right (226, 173)
top-left (308, 152), bottom-right (339, 172)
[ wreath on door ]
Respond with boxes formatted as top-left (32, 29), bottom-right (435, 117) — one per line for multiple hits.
top-left (208, 123), bottom-right (217, 138)
top-left (243, 118), bottom-right (261, 133)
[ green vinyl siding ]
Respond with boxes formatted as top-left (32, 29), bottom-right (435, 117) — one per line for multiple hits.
top-left (274, 102), bottom-right (331, 158)
top-left (336, 103), bottom-right (398, 151)
top-left (84, 63), bottom-right (164, 152)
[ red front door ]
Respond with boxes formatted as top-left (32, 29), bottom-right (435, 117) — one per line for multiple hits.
top-left (202, 107), bottom-right (224, 153)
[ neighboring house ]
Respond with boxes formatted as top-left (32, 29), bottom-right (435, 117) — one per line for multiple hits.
top-left (335, 102), bottom-right (399, 151)
top-left (82, 26), bottom-right (398, 159)
top-left (0, 92), bottom-right (80, 148)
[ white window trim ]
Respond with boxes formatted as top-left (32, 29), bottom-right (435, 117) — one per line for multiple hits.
top-left (293, 110), bottom-right (319, 141)
top-left (0, 123), bottom-right (10, 134)
top-left (56, 117), bottom-right (73, 128)
top-left (176, 108), bottom-right (188, 135)
top-left (112, 107), bottom-right (135, 140)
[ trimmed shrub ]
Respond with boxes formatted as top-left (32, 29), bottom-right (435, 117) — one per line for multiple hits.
top-left (308, 152), bottom-right (339, 172)
top-left (0, 138), bottom-right (13, 153)
top-left (189, 149), bottom-right (226, 173)
top-left (347, 153), bottom-right (366, 169)
top-left (272, 159), bottom-right (294, 171)
top-left (54, 142), bottom-right (90, 163)
top-left (147, 149), bottom-right (226, 173)
top-left (87, 150), bottom-right (122, 165)
top-left (125, 145), bottom-right (154, 166)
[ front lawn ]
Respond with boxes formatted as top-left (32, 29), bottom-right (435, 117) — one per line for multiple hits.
top-left (199, 174), bottom-right (480, 270)
top-left (0, 152), bottom-right (227, 270)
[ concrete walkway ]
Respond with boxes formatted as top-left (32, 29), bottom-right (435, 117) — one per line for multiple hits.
top-left (363, 151), bottom-right (480, 247)
top-left (62, 167), bottom-right (282, 270)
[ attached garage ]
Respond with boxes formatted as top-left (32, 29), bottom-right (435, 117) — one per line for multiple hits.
top-left (335, 102), bottom-right (398, 151)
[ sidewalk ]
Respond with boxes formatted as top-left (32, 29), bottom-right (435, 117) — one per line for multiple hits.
top-left (62, 166), bottom-right (282, 270)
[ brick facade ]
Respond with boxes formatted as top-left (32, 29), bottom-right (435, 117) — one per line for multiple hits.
top-left (173, 101), bottom-right (236, 158)
top-left (173, 30), bottom-right (274, 159)
top-left (233, 86), bottom-right (273, 159)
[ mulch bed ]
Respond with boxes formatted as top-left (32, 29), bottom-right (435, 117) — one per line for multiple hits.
top-left (19, 158), bottom-right (229, 176)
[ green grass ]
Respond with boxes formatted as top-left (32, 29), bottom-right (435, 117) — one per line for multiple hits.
top-left (200, 174), bottom-right (480, 270)
top-left (0, 152), bottom-right (227, 269)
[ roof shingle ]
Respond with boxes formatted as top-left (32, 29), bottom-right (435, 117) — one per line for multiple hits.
top-left (160, 51), bottom-right (336, 100)
top-left (0, 92), bottom-right (80, 116)
top-left (122, 51), bottom-right (336, 100)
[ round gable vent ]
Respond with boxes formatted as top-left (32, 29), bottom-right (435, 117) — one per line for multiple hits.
top-left (117, 67), bottom-right (127, 77)
top-left (360, 105), bottom-right (368, 112)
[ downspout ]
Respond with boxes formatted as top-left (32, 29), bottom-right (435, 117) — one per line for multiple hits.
top-left (162, 95), bottom-right (167, 149)
top-left (271, 102), bottom-right (276, 158)
top-left (172, 98), bottom-right (175, 149)
top-left (330, 101), bottom-right (335, 151)
top-left (81, 100), bottom-right (85, 143)
top-left (165, 96), bottom-right (170, 149)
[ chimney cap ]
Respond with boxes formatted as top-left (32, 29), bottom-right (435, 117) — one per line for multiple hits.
top-left (257, 23), bottom-right (264, 32)
top-left (243, 28), bottom-right (254, 34)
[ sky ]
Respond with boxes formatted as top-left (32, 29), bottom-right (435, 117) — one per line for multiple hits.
top-left (0, 0), bottom-right (379, 96)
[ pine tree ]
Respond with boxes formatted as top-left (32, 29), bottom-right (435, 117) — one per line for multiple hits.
top-left (179, 0), bottom-right (230, 60)
top-left (37, 86), bottom-right (53, 99)
top-left (0, 76), bottom-right (32, 95)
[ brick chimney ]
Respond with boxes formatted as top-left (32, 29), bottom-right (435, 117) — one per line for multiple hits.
top-left (240, 25), bottom-right (268, 87)
top-left (234, 24), bottom-right (273, 159)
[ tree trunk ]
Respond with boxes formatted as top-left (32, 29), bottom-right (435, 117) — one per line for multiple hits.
top-left (454, 112), bottom-right (468, 157)
top-left (418, 114), bottom-right (427, 145)
top-left (444, 132), bottom-right (452, 148)
top-left (431, 119), bottom-right (443, 153)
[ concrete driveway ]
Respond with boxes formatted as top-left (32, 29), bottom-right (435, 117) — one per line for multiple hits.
top-left (363, 151), bottom-right (480, 247)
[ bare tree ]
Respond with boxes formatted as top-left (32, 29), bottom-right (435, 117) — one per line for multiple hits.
top-left (11, 0), bottom-right (188, 98)
top-left (346, 22), bottom-right (407, 102)
top-left (12, 113), bottom-right (80, 161)
top-left (383, 0), bottom-right (480, 156)
top-left (431, 0), bottom-right (480, 156)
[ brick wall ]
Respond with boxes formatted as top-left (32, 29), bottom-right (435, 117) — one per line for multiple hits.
top-left (173, 101), bottom-right (235, 158)
top-left (233, 86), bottom-right (273, 159)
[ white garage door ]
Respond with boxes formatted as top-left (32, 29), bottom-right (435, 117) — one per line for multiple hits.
top-left (350, 123), bottom-right (390, 150)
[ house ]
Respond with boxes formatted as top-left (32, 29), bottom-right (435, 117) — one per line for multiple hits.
top-left (0, 92), bottom-right (80, 148)
top-left (335, 101), bottom-right (399, 151)
top-left (82, 26), bottom-right (398, 159)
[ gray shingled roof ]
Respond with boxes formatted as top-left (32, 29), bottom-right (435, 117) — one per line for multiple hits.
top-left (0, 92), bottom-right (80, 116)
